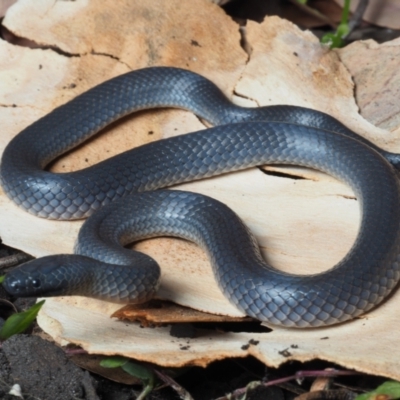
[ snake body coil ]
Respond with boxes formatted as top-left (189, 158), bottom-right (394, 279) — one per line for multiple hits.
top-left (2, 67), bottom-right (400, 327)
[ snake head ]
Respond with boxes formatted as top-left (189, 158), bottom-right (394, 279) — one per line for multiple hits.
top-left (3, 254), bottom-right (89, 298)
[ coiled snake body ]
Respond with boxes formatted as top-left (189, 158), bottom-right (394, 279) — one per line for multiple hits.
top-left (2, 67), bottom-right (400, 327)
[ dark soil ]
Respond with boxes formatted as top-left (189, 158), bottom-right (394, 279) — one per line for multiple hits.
top-left (0, 329), bottom-right (380, 400)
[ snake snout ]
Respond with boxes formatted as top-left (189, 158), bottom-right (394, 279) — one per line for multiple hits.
top-left (3, 255), bottom-right (80, 298)
top-left (3, 267), bottom-right (43, 297)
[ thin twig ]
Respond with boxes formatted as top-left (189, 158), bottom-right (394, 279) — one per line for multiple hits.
top-left (215, 369), bottom-right (361, 400)
top-left (346, 0), bottom-right (370, 37)
top-left (0, 252), bottom-right (32, 269)
top-left (154, 369), bottom-right (194, 400)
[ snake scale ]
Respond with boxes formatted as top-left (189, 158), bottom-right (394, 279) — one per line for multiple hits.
top-left (2, 67), bottom-right (400, 327)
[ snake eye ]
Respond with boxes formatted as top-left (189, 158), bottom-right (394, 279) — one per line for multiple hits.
top-left (31, 279), bottom-right (41, 288)
top-left (8, 281), bottom-right (21, 290)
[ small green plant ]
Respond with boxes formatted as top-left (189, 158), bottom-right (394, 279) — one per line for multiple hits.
top-left (0, 299), bottom-right (45, 340)
top-left (355, 381), bottom-right (400, 400)
top-left (321, 0), bottom-right (351, 48)
top-left (101, 356), bottom-right (156, 399)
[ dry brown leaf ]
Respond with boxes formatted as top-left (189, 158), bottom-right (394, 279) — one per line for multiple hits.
top-left (1, 0), bottom-right (400, 379)
top-left (70, 354), bottom-right (142, 385)
top-left (113, 301), bottom-right (252, 326)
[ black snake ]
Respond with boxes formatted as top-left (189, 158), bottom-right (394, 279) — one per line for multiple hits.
top-left (2, 67), bottom-right (400, 327)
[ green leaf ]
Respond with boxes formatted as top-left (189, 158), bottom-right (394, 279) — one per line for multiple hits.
top-left (321, 33), bottom-right (344, 49)
top-left (0, 276), bottom-right (4, 283)
top-left (122, 360), bottom-right (155, 382)
top-left (100, 356), bottom-right (129, 368)
top-left (0, 300), bottom-right (45, 340)
top-left (122, 361), bottom-right (155, 400)
top-left (340, 0), bottom-right (351, 25)
top-left (101, 357), bottom-right (156, 400)
top-left (296, 0), bottom-right (308, 4)
top-left (101, 357), bottom-right (155, 384)
top-left (320, 0), bottom-right (351, 49)
top-left (355, 381), bottom-right (400, 400)
top-left (336, 22), bottom-right (349, 38)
